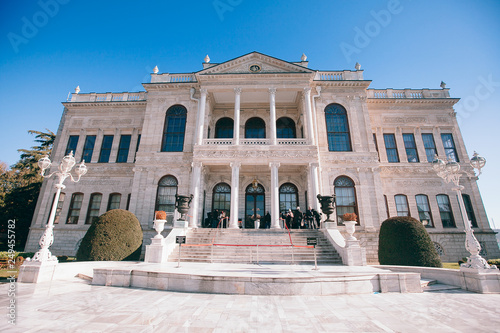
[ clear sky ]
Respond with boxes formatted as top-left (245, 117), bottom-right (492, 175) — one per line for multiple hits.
top-left (1, 0), bottom-right (499, 227)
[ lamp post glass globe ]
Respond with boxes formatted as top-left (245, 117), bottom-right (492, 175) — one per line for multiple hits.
top-left (470, 151), bottom-right (486, 170)
top-left (431, 156), bottom-right (446, 172)
top-left (60, 151), bottom-right (76, 173)
top-left (38, 155), bottom-right (52, 172)
top-left (445, 160), bottom-right (460, 174)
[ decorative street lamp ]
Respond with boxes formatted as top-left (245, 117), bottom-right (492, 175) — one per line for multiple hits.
top-left (30, 151), bottom-right (87, 262)
top-left (432, 152), bottom-right (496, 271)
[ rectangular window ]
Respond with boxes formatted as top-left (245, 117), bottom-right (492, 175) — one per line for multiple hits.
top-left (98, 135), bottom-right (114, 163)
top-left (85, 193), bottom-right (102, 224)
top-left (395, 195), bottom-right (410, 216)
top-left (416, 195), bottom-right (433, 227)
top-left (134, 134), bottom-right (141, 162)
top-left (441, 133), bottom-right (459, 162)
top-left (82, 135), bottom-right (96, 163)
top-left (47, 193), bottom-right (65, 224)
top-left (462, 194), bottom-right (478, 228)
top-left (66, 193), bottom-right (83, 224)
top-left (383, 134), bottom-right (399, 163)
top-left (422, 133), bottom-right (437, 162)
top-left (107, 193), bottom-right (121, 211)
top-left (437, 194), bottom-right (456, 228)
top-left (116, 135), bottom-right (131, 163)
top-left (403, 133), bottom-right (419, 163)
top-left (65, 135), bottom-right (79, 156)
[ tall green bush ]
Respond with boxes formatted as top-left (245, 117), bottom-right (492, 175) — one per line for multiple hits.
top-left (378, 216), bottom-right (442, 267)
top-left (76, 209), bottom-right (143, 261)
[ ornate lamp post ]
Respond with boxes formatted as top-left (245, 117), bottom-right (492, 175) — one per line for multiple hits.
top-left (432, 152), bottom-right (495, 271)
top-left (31, 151), bottom-right (87, 262)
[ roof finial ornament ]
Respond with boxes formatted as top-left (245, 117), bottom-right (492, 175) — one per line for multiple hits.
top-left (204, 55), bottom-right (210, 63)
top-left (153, 66), bottom-right (159, 74)
top-left (74, 86), bottom-right (80, 94)
top-left (440, 81), bottom-right (446, 89)
top-left (355, 62), bottom-right (361, 70)
top-left (301, 53), bottom-right (307, 62)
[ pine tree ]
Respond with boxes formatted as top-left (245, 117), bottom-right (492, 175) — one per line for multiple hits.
top-left (0, 129), bottom-right (55, 250)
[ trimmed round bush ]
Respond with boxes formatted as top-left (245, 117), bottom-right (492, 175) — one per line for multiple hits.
top-left (378, 216), bottom-right (442, 267)
top-left (76, 209), bottom-right (143, 261)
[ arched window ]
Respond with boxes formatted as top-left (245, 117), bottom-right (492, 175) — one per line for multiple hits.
top-left (279, 183), bottom-right (298, 214)
top-left (245, 117), bottom-right (266, 138)
top-left (86, 193), bottom-right (102, 224)
top-left (215, 117), bottom-right (234, 139)
top-left (161, 105), bottom-right (187, 152)
top-left (245, 183), bottom-right (265, 228)
top-left (334, 176), bottom-right (358, 224)
top-left (462, 194), bottom-right (477, 228)
top-left (416, 194), bottom-right (433, 227)
top-left (107, 193), bottom-right (121, 211)
top-left (156, 176), bottom-right (178, 213)
top-left (325, 104), bottom-right (352, 151)
top-left (437, 194), bottom-right (455, 228)
top-left (67, 192), bottom-right (84, 224)
top-left (395, 195), bottom-right (410, 217)
top-left (212, 183), bottom-right (231, 214)
top-left (276, 117), bottom-right (296, 138)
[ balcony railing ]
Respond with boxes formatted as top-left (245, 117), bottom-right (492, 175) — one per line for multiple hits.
top-left (366, 89), bottom-right (450, 99)
top-left (68, 92), bottom-right (147, 102)
top-left (202, 138), bottom-right (308, 146)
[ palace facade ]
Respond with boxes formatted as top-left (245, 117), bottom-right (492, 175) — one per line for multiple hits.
top-left (25, 52), bottom-right (500, 263)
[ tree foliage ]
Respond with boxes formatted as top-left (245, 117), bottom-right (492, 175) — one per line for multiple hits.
top-left (378, 216), bottom-right (442, 268)
top-left (0, 129), bottom-right (55, 251)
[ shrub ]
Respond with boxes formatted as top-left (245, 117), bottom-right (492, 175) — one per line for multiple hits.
top-left (76, 209), bottom-right (143, 261)
top-left (378, 216), bottom-right (442, 268)
top-left (155, 210), bottom-right (167, 220)
top-left (342, 213), bottom-right (357, 221)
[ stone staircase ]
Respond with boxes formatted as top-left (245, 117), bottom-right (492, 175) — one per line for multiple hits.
top-left (168, 228), bottom-right (342, 265)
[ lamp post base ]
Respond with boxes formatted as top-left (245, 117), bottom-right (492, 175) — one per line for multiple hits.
top-left (17, 260), bottom-right (58, 283)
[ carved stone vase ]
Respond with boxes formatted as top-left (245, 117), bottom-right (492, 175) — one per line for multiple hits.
top-left (317, 194), bottom-right (336, 222)
top-left (153, 219), bottom-right (166, 239)
top-left (175, 194), bottom-right (193, 221)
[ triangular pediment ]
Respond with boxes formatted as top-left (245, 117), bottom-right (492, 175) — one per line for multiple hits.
top-left (197, 52), bottom-right (313, 75)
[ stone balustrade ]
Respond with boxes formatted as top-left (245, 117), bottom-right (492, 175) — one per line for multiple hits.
top-left (150, 73), bottom-right (197, 83)
top-left (314, 71), bottom-right (364, 81)
top-left (69, 92), bottom-right (147, 102)
top-left (366, 88), bottom-right (451, 99)
top-left (202, 138), bottom-right (308, 146)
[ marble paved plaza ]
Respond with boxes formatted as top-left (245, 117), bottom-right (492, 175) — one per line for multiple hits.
top-left (2, 270), bottom-right (500, 333)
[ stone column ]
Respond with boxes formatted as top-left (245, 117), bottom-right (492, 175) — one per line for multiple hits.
top-left (233, 88), bottom-right (241, 145)
top-left (269, 162), bottom-right (281, 229)
top-left (189, 161), bottom-right (203, 228)
top-left (309, 162), bottom-right (320, 211)
top-left (269, 88), bottom-right (277, 145)
top-left (229, 162), bottom-right (241, 228)
top-left (303, 87), bottom-right (315, 145)
top-left (195, 88), bottom-right (208, 146)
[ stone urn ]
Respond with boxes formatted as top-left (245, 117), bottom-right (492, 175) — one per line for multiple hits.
top-left (344, 221), bottom-right (357, 240)
top-left (175, 194), bottom-right (193, 220)
top-left (317, 194), bottom-right (336, 222)
top-left (153, 219), bottom-right (166, 239)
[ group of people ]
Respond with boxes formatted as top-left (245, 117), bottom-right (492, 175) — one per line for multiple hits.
top-left (204, 206), bottom-right (322, 229)
top-left (282, 206), bottom-right (321, 229)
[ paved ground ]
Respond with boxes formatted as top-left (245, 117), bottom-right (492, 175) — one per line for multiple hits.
top-left (2, 262), bottom-right (500, 332)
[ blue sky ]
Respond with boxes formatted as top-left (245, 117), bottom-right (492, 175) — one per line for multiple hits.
top-left (1, 0), bottom-right (499, 227)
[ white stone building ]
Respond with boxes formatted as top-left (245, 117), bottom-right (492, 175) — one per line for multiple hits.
top-left (25, 52), bottom-right (500, 263)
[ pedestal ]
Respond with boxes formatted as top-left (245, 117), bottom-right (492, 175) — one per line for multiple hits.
top-left (324, 222), bottom-right (337, 229)
top-left (144, 238), bottom-right (167, 263)
top-left (344, 239), bottom-right (367, 266)
top-left (173, 220), bottom-right (189, 228)
top-left (17, 260), bottom-right (58, 283)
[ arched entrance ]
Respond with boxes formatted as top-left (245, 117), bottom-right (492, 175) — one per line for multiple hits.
top-left (245, 183), bottom-right (265, 228)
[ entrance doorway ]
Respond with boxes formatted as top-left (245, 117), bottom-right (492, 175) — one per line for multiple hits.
top-left (245, 183), bottom-right (265, 228)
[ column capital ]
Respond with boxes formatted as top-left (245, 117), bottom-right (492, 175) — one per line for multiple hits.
top-left (269, 88), bottom-right (277, 95)
top-left (234, 87), bottom-right (242, 95)
top-left (303, 87), bottom-right (312, 95)
top-left (191, 161), bottom-right (203, 169)
top-left (269, 162), bottom-right (280, 169)
top-left (200, 88), bottom-right (208, 95)
top-left (309, 162), bottom-right (320, 168)
top-left (230, 161), bottom-right (241, 169)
